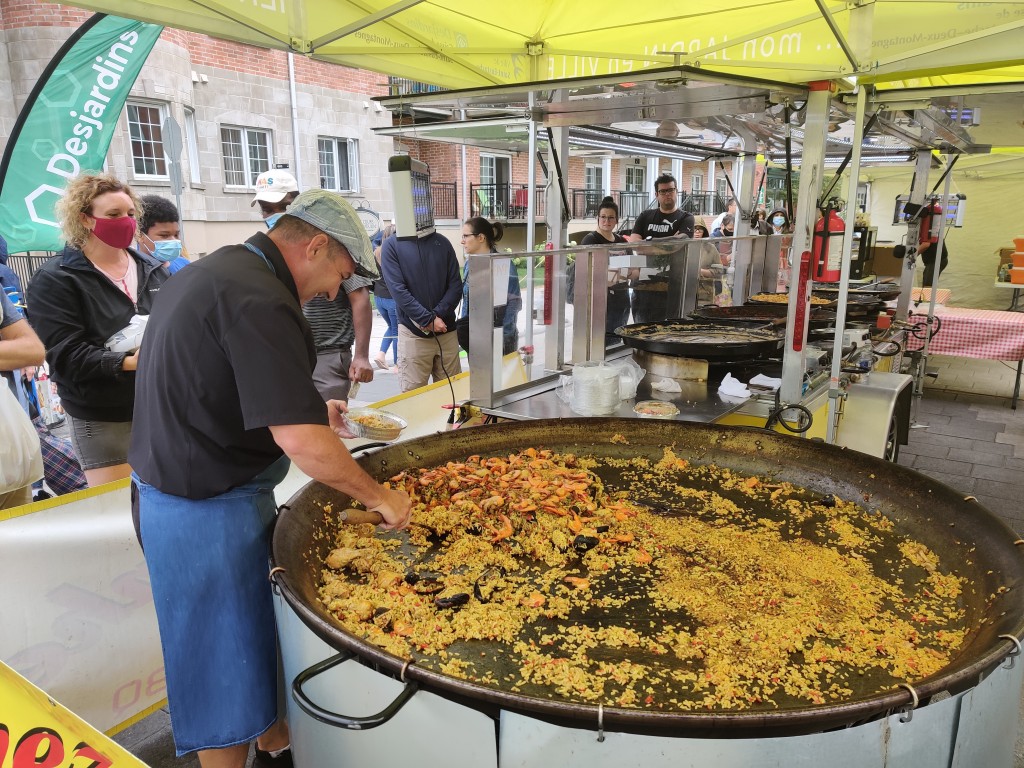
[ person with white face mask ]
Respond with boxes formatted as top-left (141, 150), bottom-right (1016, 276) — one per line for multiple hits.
top-left (137, 195), bottom-right (190, 274)
top-left (251, 169), bottom-right (299, 228)
top-left (26, 173), bottom-right (168, 486)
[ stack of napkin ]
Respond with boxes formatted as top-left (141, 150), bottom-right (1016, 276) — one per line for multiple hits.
top-left (717, 373), bottom-right (751, 400)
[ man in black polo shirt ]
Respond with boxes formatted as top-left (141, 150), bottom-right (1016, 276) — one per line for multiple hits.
top-left (129, 190), bottom-right (411, 768)
top-left (626, 173), bottom-right (694, 323)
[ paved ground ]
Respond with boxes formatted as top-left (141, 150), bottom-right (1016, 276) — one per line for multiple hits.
top-left (111, 344), bottom-right (1024, 766)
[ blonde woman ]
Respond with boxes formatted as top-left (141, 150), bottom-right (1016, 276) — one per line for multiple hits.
top-left (27, 173), bottom-right (167, 486)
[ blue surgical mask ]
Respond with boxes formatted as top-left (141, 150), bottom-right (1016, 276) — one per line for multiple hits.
top-left (265, 213), bottom-right (284, 229)
top-left (772, 216), bottom-right (786, 227)
top-left (152, 239), bottom-right (182, 263)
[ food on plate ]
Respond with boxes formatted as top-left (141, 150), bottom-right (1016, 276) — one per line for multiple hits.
top-left (349, 411), bottom-right (399, 430)
top-left (318, 445), bottom-right (966, 711)
top-left (634, 400), bottom-right (681, 418)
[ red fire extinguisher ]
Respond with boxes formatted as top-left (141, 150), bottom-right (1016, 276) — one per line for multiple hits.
top-left (919, 200), bottom-right (942, 245)
top-left (811, 206), bottom-right (845, 282)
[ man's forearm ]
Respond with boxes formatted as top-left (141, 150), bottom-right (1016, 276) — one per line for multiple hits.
top-left (270, 423), bottom-right (384, 507)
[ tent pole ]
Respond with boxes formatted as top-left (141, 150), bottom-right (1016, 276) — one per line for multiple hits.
top-left (525, 93), bottom-right (537, 352)
top-left (827, 85), bottom-right (867, 444)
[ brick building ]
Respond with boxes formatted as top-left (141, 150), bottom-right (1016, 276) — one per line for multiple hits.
top-left (0, 0), bottom-right (744, 257)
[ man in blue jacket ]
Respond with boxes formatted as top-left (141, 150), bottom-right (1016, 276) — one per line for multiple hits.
top-left (380, 231), bottom-right (463, 391)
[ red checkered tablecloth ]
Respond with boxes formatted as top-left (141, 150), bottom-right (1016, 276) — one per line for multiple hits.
top-left (910, 287), bottom-right (951, 304)
top-left (905, 306), bottom-right (1024, 360)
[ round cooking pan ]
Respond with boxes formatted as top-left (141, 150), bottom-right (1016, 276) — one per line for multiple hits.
top-left (814, 285), bottom-right (901, 302)
top-left (614, 319), bottom-right (783, 359)
top-left (692, 304), bottom-right (837, 330)
top-left (272, 419), bottom-right (1024, 739)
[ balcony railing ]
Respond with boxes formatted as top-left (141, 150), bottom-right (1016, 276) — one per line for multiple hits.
top-left (680, 191), bottom-right (729, 218)
top-left (387, 76), bottom-right (444, 97)
top-left (430, 181), bottom-right (458, 220)
top-left (469, 183), bottom-right (546, 221)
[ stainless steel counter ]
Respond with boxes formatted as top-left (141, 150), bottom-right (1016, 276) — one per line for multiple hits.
top-left (479, 374), bottom-right (748, 423)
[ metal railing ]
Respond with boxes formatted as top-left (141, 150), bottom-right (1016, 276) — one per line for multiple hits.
top-left (430, 181), bottom-right (458, 219)
top-left (680, 191), bottom-right (729, 217)
top-left (386, 76), bottom-right (444, 97)
top-left (617, 191), bottom-right (649, 223)
top-left (469, 183), bottom-right (546, 221)
top-left (6, 252), bottom-right (56, 288)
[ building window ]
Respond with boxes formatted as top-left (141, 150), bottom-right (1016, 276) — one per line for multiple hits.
top-left (184, 108), bottom-right (201, 184)
top-left (126, 102), bottom-right (167, 178)
top-left (318, 137), bottom-right (359, 192)
top-left (584, 164), bottom-right (603, 190)
top-left (625, 166), bottom-right (645, 191)
top-left (856, 182), bottom-right (869, 212)
top-left (221, 126), bottom-right (271, 188)
top-left (691, 173), bottom-right (702, 192)
top-left (716, 178), bottom-right (728, 198)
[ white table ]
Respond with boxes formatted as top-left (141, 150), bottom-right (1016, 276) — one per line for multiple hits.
top-left (993, 280), bottom-right (1023, 311)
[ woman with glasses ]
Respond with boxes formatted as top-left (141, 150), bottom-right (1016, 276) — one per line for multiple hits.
top-left (581, 196), bottom-right (632, 339)
top-left (458, 217), bottom-right (522, 355)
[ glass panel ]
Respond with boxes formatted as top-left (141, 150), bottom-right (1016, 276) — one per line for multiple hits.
top-left (245, 129), bottom-right (270, 186)
top-left (625, 166), bottom-right (645, 191)
top-left (338, 139), bottom-right (351, 191)
top-left (691, 173), bottom-right (702, 191)
top-left (346, 139), bottom-right (359, 192)
top-left (318, 138), bottom-right (336, 190)
top-left (127, 103), bottom-right (166, 177)
top-left (480, 155), bottom-right (495, 186)
top-left (221, 127), bottom-right (245, 186)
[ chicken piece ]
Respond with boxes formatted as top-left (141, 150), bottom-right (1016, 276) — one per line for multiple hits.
top-left (326, 547), bottom-right (372, 570)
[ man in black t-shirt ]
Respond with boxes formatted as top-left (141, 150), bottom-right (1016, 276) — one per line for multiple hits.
top-left (626, 173), bottom-right (693, 322)
top-left (628, 173), bottom-right (695, 241)
top-left (129, 190), bottom-right (411, 768)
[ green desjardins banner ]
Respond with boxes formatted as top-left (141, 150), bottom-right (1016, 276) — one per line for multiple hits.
top-left (0, 14), bottom-right (163, 253)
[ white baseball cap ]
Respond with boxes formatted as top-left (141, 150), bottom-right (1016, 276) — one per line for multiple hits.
top-left (251, 169), bottom-right (299, 205)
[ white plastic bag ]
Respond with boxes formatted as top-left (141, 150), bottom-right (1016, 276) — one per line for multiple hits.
top-left (0, 375), bottom-right (43, 493)
top-left (104, 314), bottom-right (149, 353)
top-left (615, 357), bottom-right (646, 399)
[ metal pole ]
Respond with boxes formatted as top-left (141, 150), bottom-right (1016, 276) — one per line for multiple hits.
top-left (826, 86), bottom-right (867, 444)
top-left (915, 160), bottom-right (955, 405)
top-left (780, 84), bottom-right (831, 404)
top-left (525, 94), bottom-right (537, 351)
top-left (287, 53), bottom-right (303, 188)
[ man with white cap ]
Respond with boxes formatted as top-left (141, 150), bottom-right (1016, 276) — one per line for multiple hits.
top-left (251, 169), bottom-right (373, 402)
top-left (250, 168), bottom-right (299, 227)
top-left (129, 189), bottom-right (411, 768)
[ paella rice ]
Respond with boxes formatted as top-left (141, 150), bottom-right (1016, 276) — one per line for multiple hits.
top-left (318, 445), bottom-right (970, 711)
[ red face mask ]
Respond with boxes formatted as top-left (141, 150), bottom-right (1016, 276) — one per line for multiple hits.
top-left (91, 215), bottom-right (137, 249)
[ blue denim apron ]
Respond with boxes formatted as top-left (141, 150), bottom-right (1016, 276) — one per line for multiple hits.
top-left (135, 455), bottom-right (290, 756)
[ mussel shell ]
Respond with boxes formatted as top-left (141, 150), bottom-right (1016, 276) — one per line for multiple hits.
top-left (434, 593), bottom-right (471, 609)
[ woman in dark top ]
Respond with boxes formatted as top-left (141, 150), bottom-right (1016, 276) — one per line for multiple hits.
top-left (580, 196), bottom-right (631, 339)
top-left (372, 224), bottom-right (398, 370)
top-left (459, 217), bottom-right (522, 355)
top-left (27, 173), bottom-right (167, 487)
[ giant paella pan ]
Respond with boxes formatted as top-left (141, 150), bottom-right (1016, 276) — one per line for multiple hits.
top-left (271, 419), bottom-right (1024, 738)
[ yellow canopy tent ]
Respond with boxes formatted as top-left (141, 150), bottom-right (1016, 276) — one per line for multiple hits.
top-left (55, 0), bottom-right (1024, 93)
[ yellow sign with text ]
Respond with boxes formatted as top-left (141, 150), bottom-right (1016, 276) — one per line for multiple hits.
top-left (0, 662), bottom-right (149, 768)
